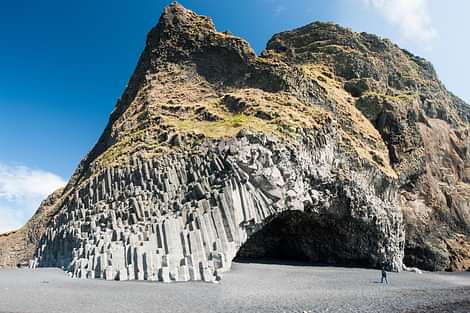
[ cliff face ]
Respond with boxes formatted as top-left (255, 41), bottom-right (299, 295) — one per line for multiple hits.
top-left (264, 22), bottom-right (470, 271)
top-left (0, 4), bottom-right (468, 279)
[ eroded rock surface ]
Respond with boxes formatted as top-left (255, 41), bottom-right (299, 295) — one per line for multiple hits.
top-left (264, 21), bottom-right (470, 271)
top-left (0, 3), bottom-right (468, 279)
top-left (0, 189), bottom-right (64, 268)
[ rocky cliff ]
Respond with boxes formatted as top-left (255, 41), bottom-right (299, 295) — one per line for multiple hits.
top-left (263, 22), bottom-right (470, 271)
top-left (0, 3), bottom-right (468, 280)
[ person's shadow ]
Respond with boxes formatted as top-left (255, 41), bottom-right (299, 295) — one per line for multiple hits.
top-left (372, 279), bottom-right (389, 284)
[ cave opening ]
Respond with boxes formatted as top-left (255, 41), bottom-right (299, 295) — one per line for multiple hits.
top-left (234, 210), bottom-right (374, 267)
top-left (235, 210), bottom-right (311, 264)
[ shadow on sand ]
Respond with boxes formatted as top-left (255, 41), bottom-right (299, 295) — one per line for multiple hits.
top-left (233, 257), bottom-right (378, 269)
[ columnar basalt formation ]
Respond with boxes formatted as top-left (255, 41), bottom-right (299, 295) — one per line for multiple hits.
top-left (0, 3), bottom-right (469, 278)
top-left (32, 128), bottom-right (404, 280)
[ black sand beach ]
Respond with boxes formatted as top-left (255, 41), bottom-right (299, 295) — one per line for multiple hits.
top-left (0, 262), bottom-right (469, 313)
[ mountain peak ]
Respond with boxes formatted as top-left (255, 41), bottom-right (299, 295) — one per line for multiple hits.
top-left (156, 2), bottom-right (217, 39)
top-left (145, 3), bottom-right (255, 64)
top-left (72, 3), bottom-right (259, 182)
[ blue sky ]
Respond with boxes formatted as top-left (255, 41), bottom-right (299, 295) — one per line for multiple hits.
top-left (0, 0), bottom-right (469, 232)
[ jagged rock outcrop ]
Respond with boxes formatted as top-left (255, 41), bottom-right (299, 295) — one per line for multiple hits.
top-left (0, 3), bottom-right (468, 279)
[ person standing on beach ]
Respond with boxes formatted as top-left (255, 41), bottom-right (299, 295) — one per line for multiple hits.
top-left (381, 267), bottom-right (388, 284)
top-left (213, 270), bottom-right (222, 284)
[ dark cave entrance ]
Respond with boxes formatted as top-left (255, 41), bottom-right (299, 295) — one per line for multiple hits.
top-left (234, 210), bottom-right (375, 267)
top-left (235, 210), bottom-right (311, 263)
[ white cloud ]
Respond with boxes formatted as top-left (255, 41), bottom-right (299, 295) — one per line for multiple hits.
top-left (363, 0), bottom-right (437, 44)
top-left (0, 163), bottom-right (65, 234)
top-left (0, 206), bottom-right (25, 234)
top-left (274, 5), bottom-right (286, 17)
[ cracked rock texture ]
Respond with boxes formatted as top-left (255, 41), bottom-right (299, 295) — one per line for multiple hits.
top-left (0, 3), bottom-right (468, 279)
